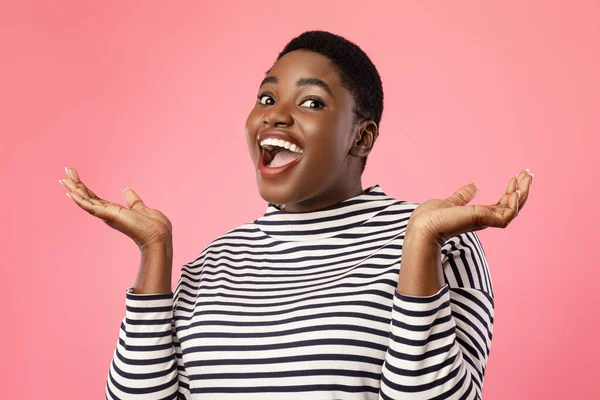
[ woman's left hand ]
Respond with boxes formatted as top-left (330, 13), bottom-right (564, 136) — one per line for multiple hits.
top-left (407, 169), bottom-right (534, 246)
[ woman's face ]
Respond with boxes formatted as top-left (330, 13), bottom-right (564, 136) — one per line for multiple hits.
top-left (245, 49), bottom-right (364, 212)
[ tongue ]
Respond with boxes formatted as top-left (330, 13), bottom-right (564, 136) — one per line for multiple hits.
top-left (269, 149), bottom-right (301, 168)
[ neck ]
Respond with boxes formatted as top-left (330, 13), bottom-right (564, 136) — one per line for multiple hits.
top-left (277, 179), bottom-right (364, 213)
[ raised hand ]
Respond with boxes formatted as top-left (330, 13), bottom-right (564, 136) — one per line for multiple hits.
top-left (59, 167), bottom-right (173, 251)
top-left (397, 169), bottom-right (534, 296)
top-left (407, 169), bottom-right (534, 246)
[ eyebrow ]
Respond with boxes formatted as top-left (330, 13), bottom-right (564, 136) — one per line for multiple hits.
top-left (259, 76), bottom-right (334, 98)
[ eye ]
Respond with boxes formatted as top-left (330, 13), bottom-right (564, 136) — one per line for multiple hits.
top-left (300, 97), bottom-right (325, 109)
top-left (257, 93), bottom-right (275, 105)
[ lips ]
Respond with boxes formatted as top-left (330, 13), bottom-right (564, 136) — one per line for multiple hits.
top-left (256, 130), bottom-right (304, 176)
top-left (258, 149), bottom-right (303, 176)
top-left (257, 130), bottom-right (303, 150)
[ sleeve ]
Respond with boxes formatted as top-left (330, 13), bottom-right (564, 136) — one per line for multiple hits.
top-left (105, 278), bottom-right (192, 399)
top-left (379, 231), bottom-right (494, 399)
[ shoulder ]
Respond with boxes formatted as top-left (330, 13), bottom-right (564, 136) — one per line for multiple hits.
top-left (372, 198), bottom-right (421, 225)
top-left (181, 221), bottom-right (264, 269)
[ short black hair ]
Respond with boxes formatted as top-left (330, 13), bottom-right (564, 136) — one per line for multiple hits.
top-left (277, 30), bottom-right (384, 173)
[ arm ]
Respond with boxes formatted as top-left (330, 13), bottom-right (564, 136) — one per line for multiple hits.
top-left (379, 170), bottom-right (532, 398)
top-left (106, 251), bottom-right (192, 399)
top-left (57, 168), bottom-right (192, 398)
top-left (379, 231), bottom-right (494, 399)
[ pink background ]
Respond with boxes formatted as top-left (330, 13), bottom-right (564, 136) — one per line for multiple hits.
top-left (2, 1), bottom-right (598, 398)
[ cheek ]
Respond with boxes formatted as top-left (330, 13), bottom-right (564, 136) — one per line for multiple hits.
top-left (244, 126), bottom-right (253, 155)
top-left (302, 116), bottom-right (349, 163)
top-left (244, 109), bottom-right (260, 152)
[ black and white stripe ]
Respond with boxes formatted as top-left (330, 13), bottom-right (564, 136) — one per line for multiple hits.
top-left (106, 185), bottom-right (494, 399)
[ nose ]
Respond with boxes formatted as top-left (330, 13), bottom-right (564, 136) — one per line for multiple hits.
top-left (262, 101), bottom-right (294, 127)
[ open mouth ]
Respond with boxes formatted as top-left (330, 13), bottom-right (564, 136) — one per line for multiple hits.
top-left (260, 138), bottom-right (304, 168)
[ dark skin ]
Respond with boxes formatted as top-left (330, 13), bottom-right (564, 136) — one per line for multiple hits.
top-left (244, 48), bottom-right (534, 296)
top-left (60, 49), bottom-right (534, 296)
top-left (57, 49), bottom-right (379, 294)
top-left (245, 49), bottom-right (379, 213)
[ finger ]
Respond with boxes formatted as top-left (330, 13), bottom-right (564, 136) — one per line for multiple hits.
top-left (506, 176), bottom-right (517, 194)
top-left (516, 169), bottom-right (534, 210)
top-left (80, 183), bottom-right (111, 204)
top-left (512, 188), bottom-right (520, 218)
top-left (122, 187), bottom-right (146, 210)
top-left (66, 190), bottom-right (116, 218)
top-left (499, 175), bottom-right (518, 208)
top-left (65, 167), bottom-right (81, 184)
top-left (497, 192), bottom-right (510, 208)
top-left (66, 189), bottom-right (139, 227)
top-left (62, 167), bottom-right (110, 205)
top-left (88, 188), bottom-right (100, 199)
top-left (62, 177), bottom-right (100, 200)
top-left (473, 193), bottom-right (519, 229)
top-left (446, 183), bottom-right (479, 206)
top-left (60, 177), bottom-right (104, 206)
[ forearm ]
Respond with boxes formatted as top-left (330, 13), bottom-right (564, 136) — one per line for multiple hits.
top-left (133, 240), bottom-right (173, 294)
top-left (381, 231), bottom-right (494, 399)
top-left (397, 225), bottom-right (445, 296)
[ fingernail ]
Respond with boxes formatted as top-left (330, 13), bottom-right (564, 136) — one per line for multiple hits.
top-left (122, 187), bottom-right (129, 194)
top-left (473, 183), bottom-right (480, 192)
top-left (66, 192), bottom-right (72, 199)
top-left (58, 179), bottom-right (65, 186)
top-left (65, 167), bottom-right (73, 179)
top-left (525, 168), bottom-right (530, 174)
top-left (530, 172), bottom-right (534, 184)
top-left (516, 189), bottom-right (521, 198)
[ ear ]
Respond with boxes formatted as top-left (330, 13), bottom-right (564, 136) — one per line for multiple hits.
top-left (349, 120), bottom-right (379, 158)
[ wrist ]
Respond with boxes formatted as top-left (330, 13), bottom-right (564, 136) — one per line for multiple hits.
top-left (140, 239), bottom-right (173, 258)
top-left (398, 223), bottom-right (444, 296)
top-left (134, 241), bottom-right (173, 294)
top-left (405, 222), bottom-right (442, 249)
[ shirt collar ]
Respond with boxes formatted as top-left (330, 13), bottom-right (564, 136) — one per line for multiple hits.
top-left (254, 185), bottom-right (401, 241)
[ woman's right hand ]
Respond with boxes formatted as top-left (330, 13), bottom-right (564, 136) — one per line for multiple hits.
top-left (59, 167), bottom-right (173, 252)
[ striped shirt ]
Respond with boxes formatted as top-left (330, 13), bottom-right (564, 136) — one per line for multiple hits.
top-left (106, 185), bottom-right (494, 399)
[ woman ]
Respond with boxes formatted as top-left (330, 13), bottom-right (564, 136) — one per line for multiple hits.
top-left (60, 31), bottom-right (533, 399)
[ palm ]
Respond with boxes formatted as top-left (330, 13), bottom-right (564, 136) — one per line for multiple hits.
top-left (60, 167), bottom-right (173, 249)
top-left (408, 169), bottom-right (534, 245)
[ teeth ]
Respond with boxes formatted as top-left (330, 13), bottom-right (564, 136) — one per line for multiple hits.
top-left (260, 138), bottom-right (303, 154)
